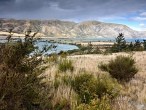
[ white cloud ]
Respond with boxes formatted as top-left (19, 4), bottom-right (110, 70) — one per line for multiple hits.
top-left (139, 23), bottom-right (145, 27)
top-left (132, 17), bottom-right (146, 21)
top-left (138, 23), bottom-right (146, 31)
top-left (129, 23), bottom-right (146, 31)
top-left (140, 12), bottom-right (146, 16)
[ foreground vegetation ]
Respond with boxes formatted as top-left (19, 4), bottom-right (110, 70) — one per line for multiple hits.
top-left (1, 31), bottom-right (146, 110)
top-left (0, 37), bottom-right (121, 109)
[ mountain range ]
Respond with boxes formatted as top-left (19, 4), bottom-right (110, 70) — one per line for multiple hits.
top-left (0, 18), bottom-right (146, 38)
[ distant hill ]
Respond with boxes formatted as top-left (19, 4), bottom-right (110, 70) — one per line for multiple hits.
top-left (0, 18), bottom-right (146, 38)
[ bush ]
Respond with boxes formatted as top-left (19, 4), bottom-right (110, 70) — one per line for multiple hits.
top-left (71, 73), bottom-right (120, 104)
top-left (71, 73), bottom-right (97, 103)
top-left (58, 59), bottom-right (74, 72)
top-left (99, 56), bottom-right (138, 82)
top-left (76, 97), bottom-right (112, 110)
top-left (0, 31), bottom-right (51, 109)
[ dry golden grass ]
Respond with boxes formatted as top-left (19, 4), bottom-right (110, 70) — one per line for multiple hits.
top-left (69, 51), bottom-right (146, 110)
top-left (42, 51), bottom-right (146, 110)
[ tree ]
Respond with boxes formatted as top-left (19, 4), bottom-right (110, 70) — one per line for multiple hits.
top-left (134, 40), bottom-right (143, 51)
top-left (128, 42), bottom-right (134, 51)
top-left (143, 40), bottom-right (146, 50)
top-left (0, 30), bottom-right (49, 109)
top-left (111, 33), bottom-right (127, 52)
top-left (6, 28), bottom-right (13, 42)
top-left (0, 21), bottom-right (2, 29)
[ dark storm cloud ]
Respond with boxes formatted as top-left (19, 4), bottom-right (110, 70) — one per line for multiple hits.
top-left (0, 0), bottom-right (15, 9)
top-left (0, 0), bottom-right (146, 21)
top-left (0, 0), bottom-right (48, 13)
top-left (0, 0), bottom-right (14, 3)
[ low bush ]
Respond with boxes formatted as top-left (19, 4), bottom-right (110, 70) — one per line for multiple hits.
top-left (99, 55), bottom-right (138, 82)
top-left (71, 73), bottom-right (97, 103)
top-left (71, 73), bottom-right (120, 104)
top-left (58, 59), bottom-right (74, 72)
top-left (76, 97), bottom-right (112, 110)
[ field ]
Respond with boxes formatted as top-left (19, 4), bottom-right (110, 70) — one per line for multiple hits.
top-left (1, 34), bottom-right (146, 109)
top-left (43, 51), bottom-right (146, 110)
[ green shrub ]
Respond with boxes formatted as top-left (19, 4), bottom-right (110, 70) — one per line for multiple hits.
top-left (71, 73), bottom-right (120, 104)
top-left (0, 31), bottom-right (52, 109)
top-left (71, 73), bottom-right (97, 103)
top-left (76, 97), bottom-right (112, 110)
top-left (99, 56), bottom-right (138, 82)
top-left (58, 59), bottom-right (74, 72)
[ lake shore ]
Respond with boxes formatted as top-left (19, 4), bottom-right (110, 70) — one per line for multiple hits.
top-left (0, 33), bottom-right (114, 46)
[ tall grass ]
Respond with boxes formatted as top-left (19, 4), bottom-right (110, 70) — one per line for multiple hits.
top-left (58, 58), bottom-right (74, 72)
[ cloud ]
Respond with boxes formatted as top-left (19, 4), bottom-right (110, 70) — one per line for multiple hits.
top-left (0, 0), bottom-right (146, 21)
top-left (140, 12), bottom-right (146, 16)
top-left (132, 17), bottom-right (146, 21)
top-left (139, 23), bottom-right (146, 31)
top-left (0, 0), bottom-right (49, 13)
top-left (139, 23), bottom-right (145, 27)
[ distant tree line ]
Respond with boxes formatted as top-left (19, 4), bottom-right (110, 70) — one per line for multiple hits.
top-left (111, 33), bottom-right (146, 52)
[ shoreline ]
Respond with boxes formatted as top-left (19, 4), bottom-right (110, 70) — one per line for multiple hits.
top-left (0, 33), bottom-right (114, 46)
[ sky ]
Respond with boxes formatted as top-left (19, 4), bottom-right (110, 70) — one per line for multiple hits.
top-left (1, 0), bottom-right (146, 31)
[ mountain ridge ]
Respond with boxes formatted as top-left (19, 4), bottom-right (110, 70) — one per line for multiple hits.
top-left (0, 18), bottom-right (146, 38)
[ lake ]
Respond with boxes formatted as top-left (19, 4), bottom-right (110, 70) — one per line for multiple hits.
top-left (1, 36), bottom-right (146, 55)
top-left (35, 41), bottom-right (79, 55)
top-left (0, 37), bottom-right (79, 55)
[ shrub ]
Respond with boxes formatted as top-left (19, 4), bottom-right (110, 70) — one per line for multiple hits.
top-left (58, 59), bottom-right (74, 72)
top-left (71, 73), bottom-right (120, 104)
top-left (76, 97), bottom-right (112, 110)
top-left (71, 73), bottom-right (97, 103)
top-left (0, 31), bottom-right (51, 109)
top-left (99, 56), bottom-right (138, 82)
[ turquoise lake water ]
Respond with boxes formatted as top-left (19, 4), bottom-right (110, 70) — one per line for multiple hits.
top-left (1, 36), bottom-right (146, 55)
top-left (35, 41), bottom-right (79, 55)
top-left (0, 37), bottom-right (79, 55)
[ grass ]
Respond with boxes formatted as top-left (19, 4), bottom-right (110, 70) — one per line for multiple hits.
top-left (40, 51), bottom-right (146, 110)
top-left (58, 58), bottom-right (74, 72)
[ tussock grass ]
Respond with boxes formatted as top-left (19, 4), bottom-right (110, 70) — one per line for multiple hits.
top-left (41, 51), bottom-right (146, 110)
